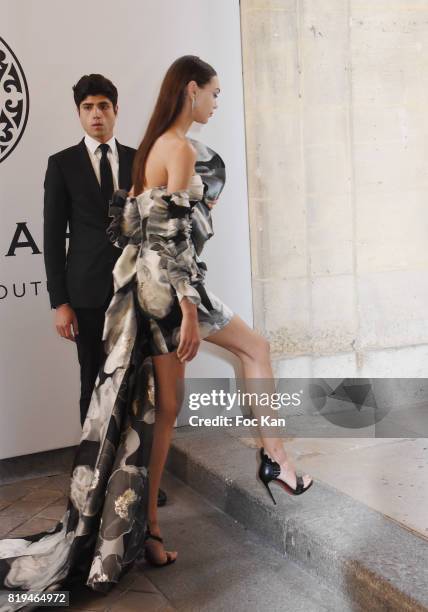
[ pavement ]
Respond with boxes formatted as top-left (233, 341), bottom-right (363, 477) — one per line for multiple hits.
top-left (0, 427), bottom-right (427, 610)
top-left (0, 471), bottom-right (350, 612)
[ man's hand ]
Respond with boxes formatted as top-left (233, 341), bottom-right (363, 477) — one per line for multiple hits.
top-left (55, 304), bottom-right (79, 342)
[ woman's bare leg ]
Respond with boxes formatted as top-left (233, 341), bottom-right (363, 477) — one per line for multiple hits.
top-left (204, 315), bottom-right (312, 490)
top-left (146, 350), bottom-right (185, 563)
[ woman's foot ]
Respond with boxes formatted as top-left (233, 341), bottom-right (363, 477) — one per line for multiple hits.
top-left (277, 457), bottom-right (312, 490)
top-left (145, 521), bottom-right (177, 566)
top-left (265, 448), bottom-right (313, 491)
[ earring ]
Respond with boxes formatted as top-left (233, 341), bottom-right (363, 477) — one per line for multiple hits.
top-left (191, 96), bottom-right (196, 112)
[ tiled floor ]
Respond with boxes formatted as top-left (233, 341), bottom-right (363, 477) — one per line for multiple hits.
top-left (0, 474), bottom-right (174, 611)
top-left (0, 475), bottom-right (68, 538)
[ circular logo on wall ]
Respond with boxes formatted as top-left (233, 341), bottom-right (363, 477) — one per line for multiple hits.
top-left (0, 37), bottom-right (29, 164)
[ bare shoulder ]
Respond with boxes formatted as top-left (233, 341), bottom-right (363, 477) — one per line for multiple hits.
top-left (160, 133), bottom-right (196, 162)
top-left (165, 136), bottom-right (196, 173)
top-left (181, 138), bottom-right (197, 159)
top-left (162, 135), bottom-right (197, 192)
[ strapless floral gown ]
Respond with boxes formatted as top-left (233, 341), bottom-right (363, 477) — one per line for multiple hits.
top-left (0, 140), bottom-right (233, 611)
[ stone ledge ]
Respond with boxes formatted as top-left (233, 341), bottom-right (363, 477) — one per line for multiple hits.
top-left (166, 428), bottom-right (428, 612)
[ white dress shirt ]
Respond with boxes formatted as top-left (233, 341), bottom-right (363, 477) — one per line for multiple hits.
top-left (84, 133), bottom-right (119, 190)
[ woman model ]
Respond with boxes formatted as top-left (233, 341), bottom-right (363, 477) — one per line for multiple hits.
top-left (0, 56), bottom-right (312, 610)
top-left (125, 55), bottom-right (314, 566)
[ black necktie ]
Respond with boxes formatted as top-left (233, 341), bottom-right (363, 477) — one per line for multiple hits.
top-left (99, 143), bottom-right (114, 207)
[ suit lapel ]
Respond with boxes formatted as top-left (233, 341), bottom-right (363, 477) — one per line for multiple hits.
top-left (116, 139), bottom-right (131, 189)
top-left (77, 138), bottom-right (105, 209)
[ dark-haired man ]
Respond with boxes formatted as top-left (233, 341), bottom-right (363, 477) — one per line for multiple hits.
top-left (43, 74), bottom-right (167, 506)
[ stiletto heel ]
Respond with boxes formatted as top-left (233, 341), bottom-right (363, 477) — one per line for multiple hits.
top-left (144, 526), bottom-right (176, 567)
top-left (258, 447), bottom-right (314, 502)
top-left (261, 480), bottom-right (277, 505)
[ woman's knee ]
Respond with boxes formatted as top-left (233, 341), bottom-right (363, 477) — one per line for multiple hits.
top-left (240, 334), bottom-right (271, 364)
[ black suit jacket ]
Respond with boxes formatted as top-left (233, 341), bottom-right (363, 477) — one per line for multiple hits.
top-left (43, 138), bottom-right (135, 308)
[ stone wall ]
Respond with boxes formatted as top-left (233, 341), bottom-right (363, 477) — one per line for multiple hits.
top-left (240, 0), bottom-right (428, 376)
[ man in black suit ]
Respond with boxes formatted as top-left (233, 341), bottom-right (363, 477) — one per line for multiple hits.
top-left (43, 74), bottom-right (167, 506)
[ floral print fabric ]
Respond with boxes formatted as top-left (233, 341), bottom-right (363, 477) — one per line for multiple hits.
top-left (0, 141), bottom-right (233, 611)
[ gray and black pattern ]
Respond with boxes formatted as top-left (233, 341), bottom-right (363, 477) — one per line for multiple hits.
top-left (0, 141), bottom-right (233, 611)
top-left (0, 37), bottom-right (30, 164)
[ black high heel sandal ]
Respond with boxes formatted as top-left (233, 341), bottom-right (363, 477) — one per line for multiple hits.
top-left (258, 447), bottom-right (314, 504)
top-left (144, 526), bottom-right (177, 567)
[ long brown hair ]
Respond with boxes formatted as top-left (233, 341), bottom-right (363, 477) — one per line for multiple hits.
top-left (132, 55), bottom-right (217, 195)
